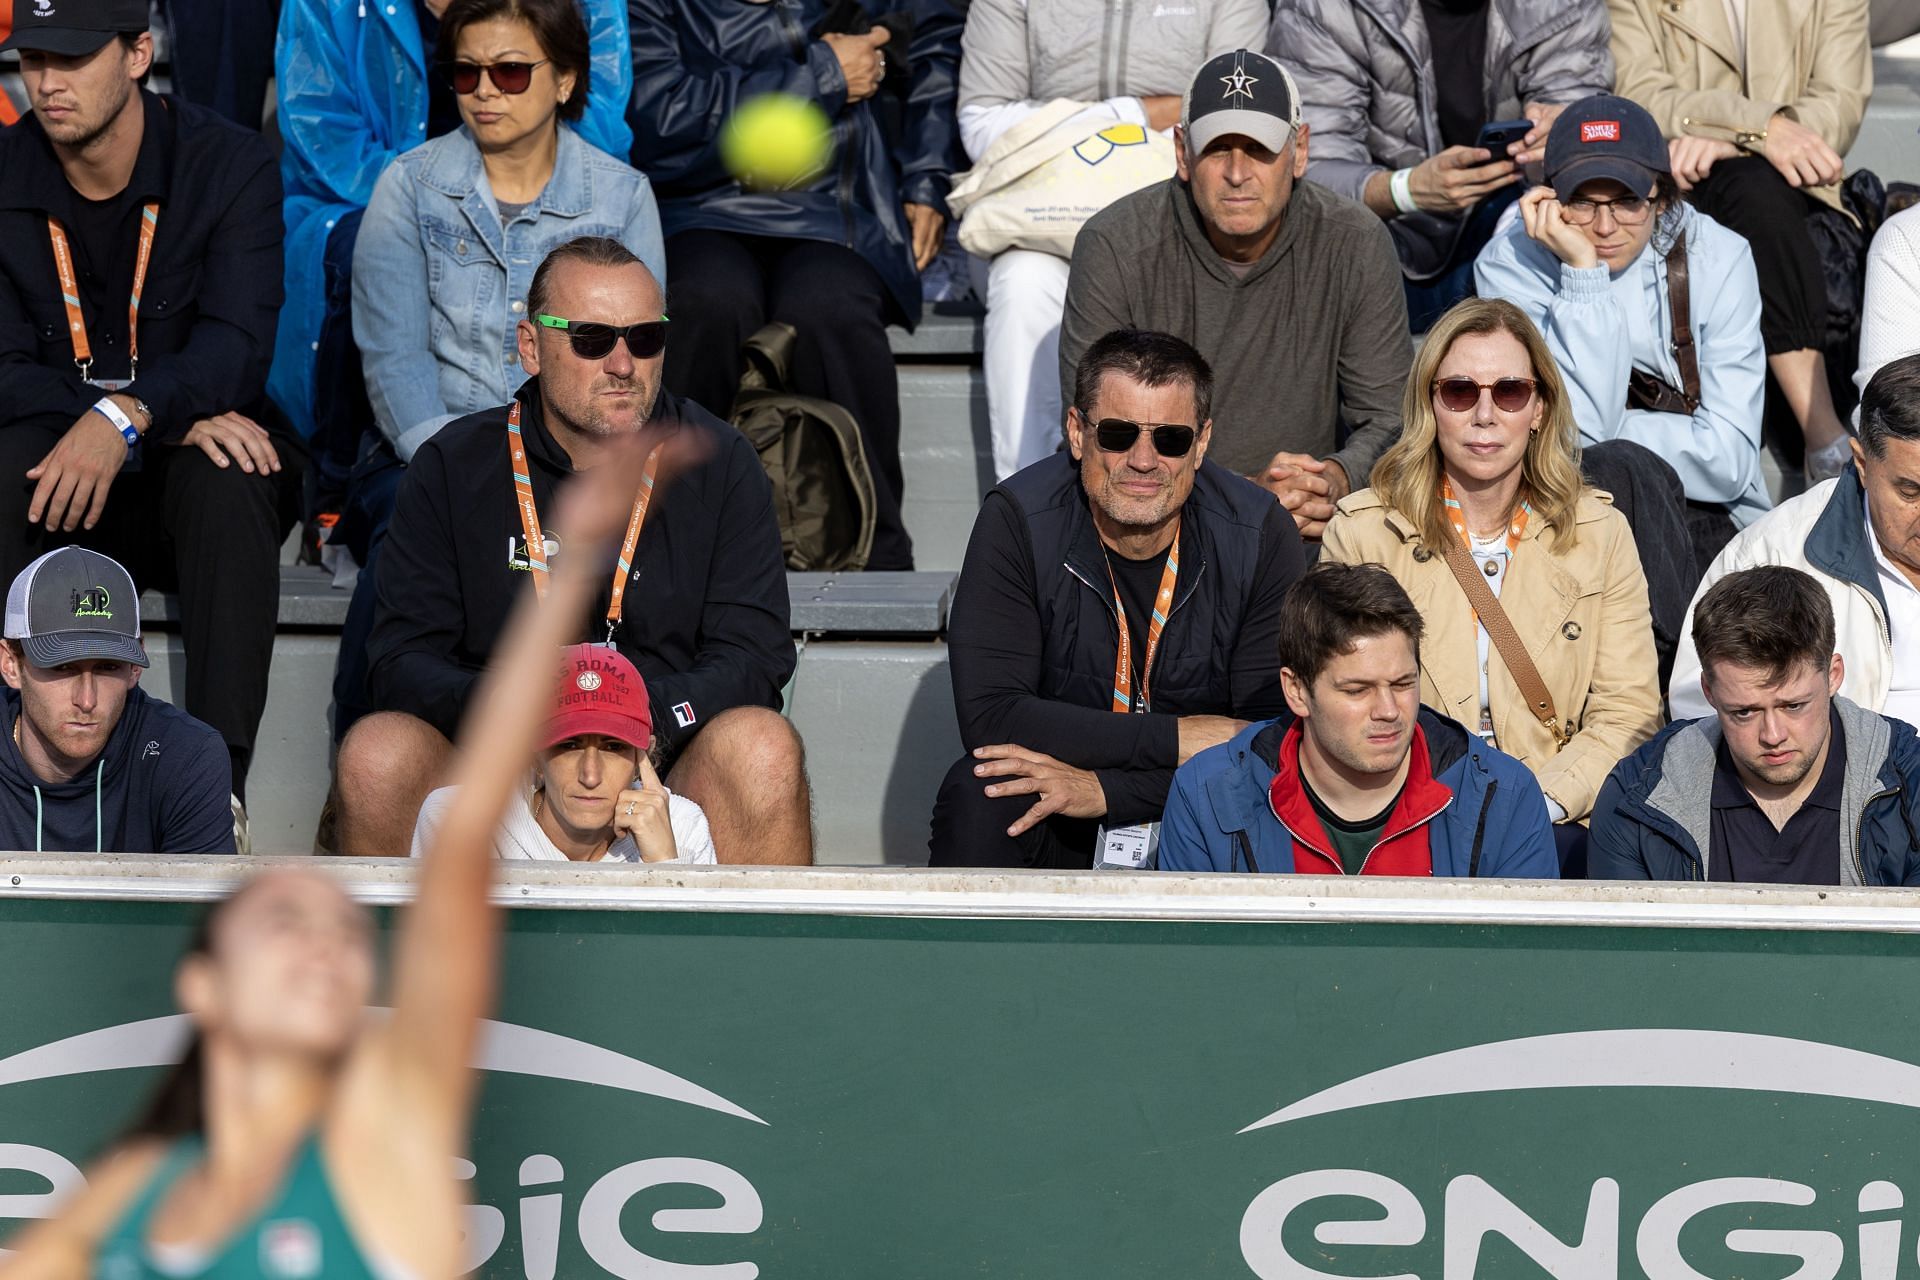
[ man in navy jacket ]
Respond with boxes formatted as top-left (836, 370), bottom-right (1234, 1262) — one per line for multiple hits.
top-left (0, 548), bottom-right (232, 854)
top-left (1160, 563), bottom-right (1557, 876)
top-left (1590, 567), bottom-right (1920, 885)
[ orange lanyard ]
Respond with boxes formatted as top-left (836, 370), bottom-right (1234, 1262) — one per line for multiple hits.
top-left (507, 399), bottom-right (660, 643)
top-left (47, 203), bottom-right (159, 383)
top-left (1107, 525), bottom-right (1180, 714)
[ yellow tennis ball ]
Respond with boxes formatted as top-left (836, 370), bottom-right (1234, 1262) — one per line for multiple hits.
top-left (720, 94), bottom-right (834, 192)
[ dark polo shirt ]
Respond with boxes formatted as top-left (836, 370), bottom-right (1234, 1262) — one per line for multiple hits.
top-left (1709, 708), bottom-right (1846, 885)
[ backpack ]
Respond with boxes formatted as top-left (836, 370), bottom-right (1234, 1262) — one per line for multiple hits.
top-left (728, 322), bottom-right (877, 572)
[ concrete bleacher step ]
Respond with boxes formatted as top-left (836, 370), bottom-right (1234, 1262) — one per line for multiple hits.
top-left (889, 308), bottom-right (991, 572)
top-left (140, 570), bottom-right (961, 864)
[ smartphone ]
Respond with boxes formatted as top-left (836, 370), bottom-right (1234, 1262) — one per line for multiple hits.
top-left (1475, 118), bottom-right (1534, 157)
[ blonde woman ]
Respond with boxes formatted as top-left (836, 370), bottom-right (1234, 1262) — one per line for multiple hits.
top-left (1323, 297), bottom-right (1661, 872)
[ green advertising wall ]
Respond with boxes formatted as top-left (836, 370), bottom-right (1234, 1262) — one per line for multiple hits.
top-left (5, 891), bottom-right (1920, 1278)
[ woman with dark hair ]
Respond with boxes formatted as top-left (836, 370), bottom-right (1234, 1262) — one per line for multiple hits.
top-left (330, 0), bottom-right (666, 740)
top-left (1476, 94), bottom-right (1767, 583)
top-left (0, 440), bottom-right (655, 1277)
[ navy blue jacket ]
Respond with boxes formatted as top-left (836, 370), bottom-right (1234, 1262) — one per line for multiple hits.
top-left (1159, 707), bottom-right (1560, 875)
top-left (1589, 697), bottom-right (1920, 885)
top-left (627, 0), bottom-right (964, 323)
top-left (0, 686), bottom-right (234, 854)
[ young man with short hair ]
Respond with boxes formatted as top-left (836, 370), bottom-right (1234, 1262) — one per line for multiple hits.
top-left (0, 548), bottom-right (233, 854)
top-left (0, 0), bottom-right (296, 803)
top-left (1058, 51), bottom-right (1411, 542)
top-left (1158, 562), bottom-right (1557, 875)
top-left (1591, 566), bottom-right (1920, 885)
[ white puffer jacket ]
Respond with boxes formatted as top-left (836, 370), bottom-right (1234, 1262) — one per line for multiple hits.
top-left (1669, 471), bottom-right (1894, 721)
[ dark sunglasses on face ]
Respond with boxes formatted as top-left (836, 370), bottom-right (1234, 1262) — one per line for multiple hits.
top-left (1432, 377), bottom-right (1537, 413)
top-left (1091, 416), bottom-right (1198, 458)
top-left (444, 58), bottom-right (549, 95)
top-left (537, 313), bottom-right (669, 360)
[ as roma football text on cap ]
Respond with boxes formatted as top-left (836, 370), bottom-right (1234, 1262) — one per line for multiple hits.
top-left (1182, 49), bottom-right (1302, 158)
top-left (547, 645), bottom-right (653, 752)
top-left (3, 547), bottom-right (149, 670)
top-left (0, 0), bottom-right (150, 56)
top-left (1544, 94), bottom-right (1671, 203)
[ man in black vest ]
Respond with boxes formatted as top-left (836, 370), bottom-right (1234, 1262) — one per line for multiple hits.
top-left (930, 329), bottom-right (1307, 869)
top-left (0, 0), bottom-right (295, 812)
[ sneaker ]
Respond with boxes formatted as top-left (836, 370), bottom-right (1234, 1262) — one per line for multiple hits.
top-left (1804, 435), bottom-right (1853, 486)
top-left (231, 794), bottom-right (252, 856)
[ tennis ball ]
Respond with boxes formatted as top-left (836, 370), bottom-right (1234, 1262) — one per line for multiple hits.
top-left (720, 93), bottom-right (834, 192)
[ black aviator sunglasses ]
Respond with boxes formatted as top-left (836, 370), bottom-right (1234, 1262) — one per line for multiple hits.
top-left (1089, 417), bottom-right (1198, 458)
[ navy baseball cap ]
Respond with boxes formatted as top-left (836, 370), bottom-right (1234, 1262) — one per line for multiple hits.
top-left (1182, 49), bottom-right (1302, 156)
top-left (3, 548), bottom-right (148, 669)
top-left (0, 0), bottom-right (149, 56)
top-left (1545, 95), bottom-right (1670, 201)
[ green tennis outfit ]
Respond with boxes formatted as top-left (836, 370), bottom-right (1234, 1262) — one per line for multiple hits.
top-left (95, 1136), bottom-right (401, 1280)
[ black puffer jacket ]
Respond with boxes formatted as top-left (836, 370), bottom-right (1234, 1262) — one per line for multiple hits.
top-left (627, 0), bottom-right (964, 324)
top-left (948, 452), bottom-right (1306, 823)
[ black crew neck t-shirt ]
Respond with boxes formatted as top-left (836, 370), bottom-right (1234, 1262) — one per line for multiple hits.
top-left (1708, 708), bottom-right (1847, 885)
top-left (1421, 0), bottom-right (1491, 150)
top-left (63, 188), bottom-right (144, 382)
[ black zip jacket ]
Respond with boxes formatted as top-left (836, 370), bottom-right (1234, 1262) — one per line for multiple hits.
top-left (627, 0), bottom-right (965, 323)
top-left (366, 381), bottom-right (794, 754)
top-left (0, 92), bottom-right (282, 443)
top-left (948, 452), bottom-right (1306, 824)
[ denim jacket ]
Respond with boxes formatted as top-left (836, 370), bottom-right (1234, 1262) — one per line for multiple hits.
top-left (270, 0), bottom-right (632, 438)
top-left (351, 127), bottom-right (666, 461)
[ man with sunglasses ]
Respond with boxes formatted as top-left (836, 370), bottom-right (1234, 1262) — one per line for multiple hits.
top-left (0, 0), bottom-right (299, 823)
top-left (336, 235), bottom-right (806, 863)
top-left (930, 328), bottom-right (1306, 869)
top-left (1057, 51), bottom-right (1412, 545)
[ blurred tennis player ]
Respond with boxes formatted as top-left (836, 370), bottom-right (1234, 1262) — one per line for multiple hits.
top-left (0, 435), bottom-right (656, 1278)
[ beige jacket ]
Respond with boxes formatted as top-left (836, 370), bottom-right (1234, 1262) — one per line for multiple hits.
top-left (1608, 0), bottom-right (1872, 213)
top-left (1323, 489), bottom-right (1664, 821)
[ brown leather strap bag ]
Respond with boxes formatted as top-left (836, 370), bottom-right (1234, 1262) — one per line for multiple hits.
top-left (1625, 230), bottom-right (1702, 416)
top-left (1438, 538), bottom-right (1574, 747)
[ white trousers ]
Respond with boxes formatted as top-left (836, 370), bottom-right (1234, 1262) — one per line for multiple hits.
top-left (972, 248), bottom-right (1072, 481)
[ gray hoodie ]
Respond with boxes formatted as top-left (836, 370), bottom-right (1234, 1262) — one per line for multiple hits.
top-left (1059, 176), bottom-right (1411, 481)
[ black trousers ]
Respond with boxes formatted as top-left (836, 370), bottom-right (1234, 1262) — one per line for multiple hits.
top-left (0, 419), bottom-right (301, 797)
top-left (1580, 439), bottom-right (1730, 692)
top-left (663, 229), bottom-right (913, 570)
top-left (1689, 155), bottom-right (1831, 465)
top-left (928, 755), bottom-right (1100, 869)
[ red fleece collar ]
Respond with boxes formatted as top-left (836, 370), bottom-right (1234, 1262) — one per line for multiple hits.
top-left (1266, 721), bottom-right (1452, 875)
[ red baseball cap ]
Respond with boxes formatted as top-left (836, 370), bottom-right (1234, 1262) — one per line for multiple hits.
top-left (545, 645), bottom-right (652, 751)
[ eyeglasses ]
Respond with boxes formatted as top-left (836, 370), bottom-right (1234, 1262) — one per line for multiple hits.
top-left (444, 58), bottom-right (550, 95)
top-left (1433, 377), bottom-right (1537, 413)
top-left (1560, 194), bottom-right (1652, 226)
top-left (537, 313), bottom-right (670, 360)
top-left (1091, 417), bottom-right (1198, 458)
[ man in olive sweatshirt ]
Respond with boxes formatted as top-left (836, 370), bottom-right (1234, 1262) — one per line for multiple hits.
top-left (1059, 49), bottom-right (1411, 541)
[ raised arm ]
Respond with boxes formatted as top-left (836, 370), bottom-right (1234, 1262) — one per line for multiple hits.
top-left (360, 432), bottom-right (660, 1135)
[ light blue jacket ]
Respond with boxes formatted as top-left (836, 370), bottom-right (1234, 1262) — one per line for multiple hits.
top-left (270, 0), bottom-right (633, 437)
top-left (351, 127), bottom-right (665, 461)
top-left (1474, 203), bottom-right (1770, 527)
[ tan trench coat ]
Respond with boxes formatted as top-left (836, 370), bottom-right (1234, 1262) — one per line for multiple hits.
top-left (1608, 0), bottom-right (1872, 212)
top-left (1323, 488), bottom-right (1664, 822)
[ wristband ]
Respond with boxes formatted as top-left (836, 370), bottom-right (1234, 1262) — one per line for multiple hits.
top-left (91, 396), bottom-right (139, 449)
top-left (1389, 167), bottom-right (1419, 215)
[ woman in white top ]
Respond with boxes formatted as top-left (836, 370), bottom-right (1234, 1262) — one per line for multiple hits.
top-left (411, 644), bottom-right (716, 863)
